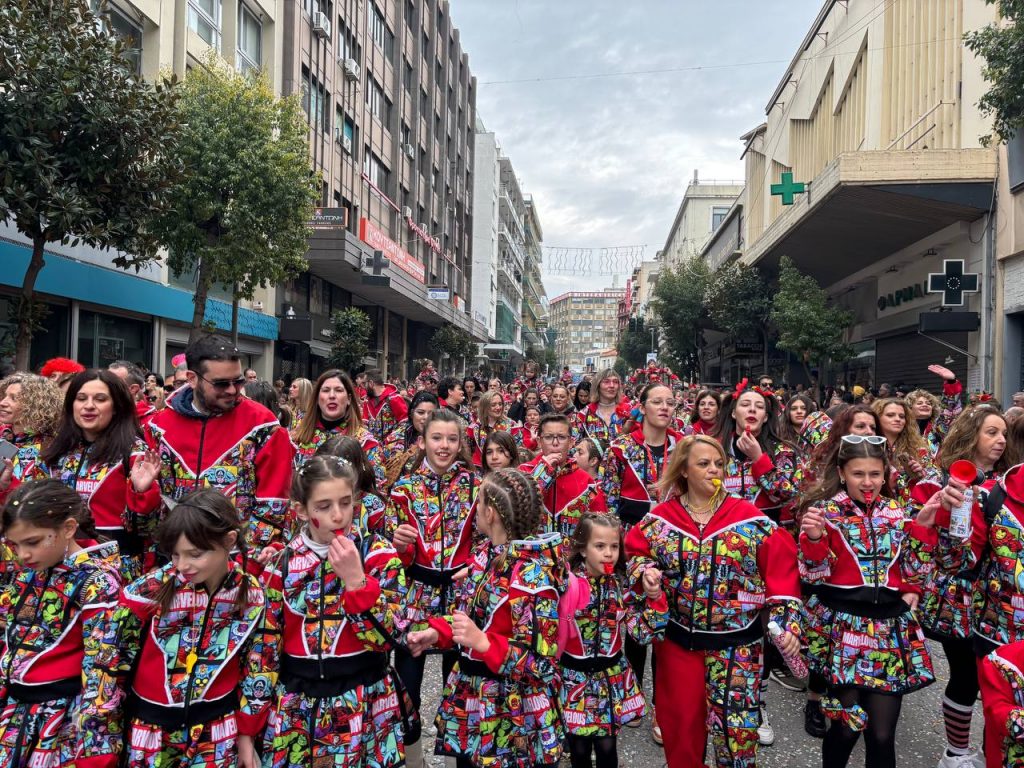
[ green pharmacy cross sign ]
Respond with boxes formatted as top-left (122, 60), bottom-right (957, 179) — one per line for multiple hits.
top-left (770, 172), bottom-right (806, 205)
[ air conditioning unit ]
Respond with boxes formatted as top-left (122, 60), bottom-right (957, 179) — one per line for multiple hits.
top-left (312, 12), bottom-right (330, 38)
top-left (341, 57), bottom-right (360, 81)
top-left (402, 143), bottom-right (415, 159)
top-left (402, 206), bottom-right (413, 219)
top-left (341, 135), bottom-right (352, 154)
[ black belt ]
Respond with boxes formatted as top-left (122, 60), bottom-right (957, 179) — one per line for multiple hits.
top-left (131, 692), bottom-right (239, 729)
top-left (665, 619), bottom-right (762, 651)
top-left (455, 655), bottom-right (501, 680)
top-left (560, 651), bottom-right (622, 673)
top-left (6, 677), bottom-right (81, 703)
top-left (407, 563), bottom-right (462, 587)
top-left (280, 652), bottom-right (389, 698)
top-left (817, 586), bottom-right (909, 619)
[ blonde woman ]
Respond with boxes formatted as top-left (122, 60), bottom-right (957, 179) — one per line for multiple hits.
top-left (871, 398), bottom-right (939, 508)
top-left (467, 390), bottom-right (527, 466)
top-left (577, 369), bottom-right (629, 444)
top-left (0, 373), bottom-right (63, 502)
top-left (288, 377), bottom-right (313, 426)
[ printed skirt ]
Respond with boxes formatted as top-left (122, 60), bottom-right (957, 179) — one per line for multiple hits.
top-left (919, 572), bottom-right (974, 640)
top-left (804, 594), bottom-right (934, 694)
top-left (126, 711), bottom-right (238, 768)
top-left (0, 695), bottom-right (86, 768)
top-left (558, 654), bottom-right (647, 737)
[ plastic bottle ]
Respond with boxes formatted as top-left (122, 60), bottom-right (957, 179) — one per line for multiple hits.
top-left (767, 620), bottom-right (808, 679)
top-left (948, 460), bottom-right (977, 540)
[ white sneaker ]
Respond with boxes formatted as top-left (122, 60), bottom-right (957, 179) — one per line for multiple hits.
top-left (936, 751), bottom-right (985, 768)
top-left (757, 707), bottom-right (775, 746)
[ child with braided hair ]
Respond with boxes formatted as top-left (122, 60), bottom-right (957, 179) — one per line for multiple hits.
top-left (407, 468), bottom-right (567, 768)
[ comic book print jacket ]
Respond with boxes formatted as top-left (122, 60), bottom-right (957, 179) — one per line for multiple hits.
top-left (241, 529), bottom-right (408, 736)
top-left (144, 387), bottom-right (295, 549)
top-left (973, 465), bottom-right (1024, 647)
top-left (361, 384), bottom-right (409, 443)
top-left (292, 421), bottom-right (386, 486)
top-left (980, 639), bottom-right (1024, 766)
top-left (0, 540), bottom-right (124, 768)
top-left (520, 455), bottom-right (607, 539)
top-left (575, 403), bottom-right (629, 445)
top-left (113, 562), bottom-right (266, 724)
top-left (385, 459), bottom-right (479, 626)
top-left (0, 427), bottom-right (47, 506)
top-left (467, 418), bottom-right (527, 466)
top-left (922, 380), bottom-right (963, 458)
top-left (720, 436), bottom-right (798, 518)
top-left (798, 492), bottom-right (938, 605)
top-left (602, 429), bottom-right (682, 526)
top-left (624, 495), bottom-right (803, 650)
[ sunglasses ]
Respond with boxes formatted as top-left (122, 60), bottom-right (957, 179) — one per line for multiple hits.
top-left (147, 395), bottom-right (159, 403)
top-left (841, 434), bottom-right (887, 445)
top-left (199, 374), bottom-right (246, 390)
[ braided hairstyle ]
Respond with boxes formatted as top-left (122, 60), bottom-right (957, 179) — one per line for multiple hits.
top-left (479, 468), bottom-right (545, 543)
top-left (1, 477), bottom-right (102, 541)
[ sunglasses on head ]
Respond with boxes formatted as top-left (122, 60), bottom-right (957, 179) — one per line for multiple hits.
top-left (841, 434), bottom-right (886, 445)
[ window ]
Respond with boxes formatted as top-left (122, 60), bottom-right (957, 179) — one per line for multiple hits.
top-left (403, 58), bottom-right (413, 92)
top-left (405, 0), bottom-right (415, 31)
top-left (301, 66), bottom-right (329, 132)
top-left (237, 4), bottom-right (261, 73)
top-left (365, 76), bottom-right (390, 123)
top-left (188, 0), bottom-right (221, 49)
top-left (711, 206), bottom-right (730, 231)
top-left (337, 19), bottom-right (360, 64)
top-left (362, 148), bottom-right (390, 191)
top-left (104, 4), bottom-right (143, 74)
top-left (369, 3), bottom-right (386, 50)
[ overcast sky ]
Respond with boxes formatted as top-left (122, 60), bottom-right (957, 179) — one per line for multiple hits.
top-left (450, 0), bottom-right (823, 297)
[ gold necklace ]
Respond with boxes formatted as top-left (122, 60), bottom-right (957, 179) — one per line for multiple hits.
top-left (682, 494), bottom-right (720, 528)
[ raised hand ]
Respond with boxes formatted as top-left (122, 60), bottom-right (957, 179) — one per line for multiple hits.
top-left (927, 364), bottom-right (956, 382)
top-left (129, 449), bottom-right (162, 493)
top-left (801, 507), bottom-right (826, 541)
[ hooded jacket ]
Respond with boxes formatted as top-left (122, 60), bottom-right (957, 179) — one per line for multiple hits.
top-left (362, 384), bottom-right (409, 443)
top-left (974, 464), bottom-right (1024, 646)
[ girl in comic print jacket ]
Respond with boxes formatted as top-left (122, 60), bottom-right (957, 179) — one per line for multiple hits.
top-left (239, 457), bottom-right (415, 768)
top-left (407, 468), bottom-right (568, 768)
top-left (0, 480), bottom-right (125, 768)
top-left (111, 491), bottom-right (266, 768)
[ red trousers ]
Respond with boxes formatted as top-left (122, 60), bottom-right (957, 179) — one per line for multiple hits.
top-left (654, 638), bottom-right (762, 768)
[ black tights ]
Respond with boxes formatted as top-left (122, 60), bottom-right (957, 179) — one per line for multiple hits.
top-left (567, 735), bottom-right (618, 768)
top-left (624, 635), bottom-right (656, 706)
top-left (941, 636), bottom-right (980, 706)
top-left (821, 688), bottom-right (903, 768)
top-left (393, 647), bottom-right (457, 744)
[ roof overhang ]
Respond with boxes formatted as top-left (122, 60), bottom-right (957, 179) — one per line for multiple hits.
top-left (741, 149), bottom-right (997, 286)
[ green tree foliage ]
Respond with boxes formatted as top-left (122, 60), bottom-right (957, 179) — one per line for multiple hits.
top-left (0, 0), bottom-right (180, 369)
top-left (650, 256), bottom-right (711, 367)
top-left (151, 54), bottom-right (319, 341)
top-left (771, 256), bottom-right (853, 391)
top-left (327, 307), bottom-right (372, 373)
top-left (704, 263), bottom-right (772, 340)
top-left (429, 325), bottom-right (477, 372)
top-left (617, 317), bottom-right (652, 370)
top-left (965, 1), bottom-right (1024, 145)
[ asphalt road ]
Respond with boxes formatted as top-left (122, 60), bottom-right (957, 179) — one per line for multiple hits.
top-left (414, 647), bottom-right (983, 767)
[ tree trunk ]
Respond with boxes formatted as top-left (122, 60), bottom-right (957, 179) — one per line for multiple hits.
top-left (230, 284), bottom-right (240, 348)
top-left (14, 237), bottom-right (48, 372)
top-left (189, 259), bottom-right (212, 343)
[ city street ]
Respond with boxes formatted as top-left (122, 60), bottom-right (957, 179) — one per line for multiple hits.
top-left (416, 649), bottom-right (982, 767)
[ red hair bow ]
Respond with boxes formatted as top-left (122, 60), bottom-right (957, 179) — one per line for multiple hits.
top-left (615, 399), bottom-right (633, 420)
top-left (732, 378), bottom-right (750, 399)
top-left (978, 392), bottom-right (993, 402)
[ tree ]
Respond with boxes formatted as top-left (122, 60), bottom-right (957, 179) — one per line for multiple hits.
top-left (326, 307), bottom-right (372, 373)
top-left (965, 1), bottom-right (1024, 145)
top-left (704, 262), bottom-right (773, 372)
top-left (649, 256), bottom-right (711, 373)
top-left (771, 256), bottom-right (853, 395)
top-left (429, 325), bottom-right (477, 374)
top-left (617, 317), bottom-right (652, 371)
top-left (151, 54), bottom-right (320, 342)
top-left (0, 0), bottom-right (180, 369)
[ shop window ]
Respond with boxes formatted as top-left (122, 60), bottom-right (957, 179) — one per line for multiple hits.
top-left (77, 309), bottom-right (153, 369)
top-left (0, 296), bottom-right (70, 372)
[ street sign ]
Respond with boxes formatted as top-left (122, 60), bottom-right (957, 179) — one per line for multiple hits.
top-left (770, 172), bottom-right (806, 205)
top-left (428, 287), bottom-right (451, 301)
top-left (927, 259), bottom-right (979, 307)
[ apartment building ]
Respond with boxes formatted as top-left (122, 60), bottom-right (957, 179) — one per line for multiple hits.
top-left (549, 290), bottom-right (625, 370)
top-left (662, 173), bottom-right (743, 270)
top-left (521, 196), bottom-right (548, 358)
top-left (274, 0), bottom-right (486, 380)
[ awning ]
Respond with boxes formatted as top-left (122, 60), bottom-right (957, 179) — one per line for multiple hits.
top-left (306, 340), bottom-right (332, 358)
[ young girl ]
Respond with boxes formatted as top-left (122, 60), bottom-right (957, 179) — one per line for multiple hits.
top-left (560, 513), bottom-right (667, 768)
top-left (113, 490), bottom-right (267, 768)
top-left (240, 455), bottom-right (414, 768)
top-left (575, 437), bottom-right (605, 483)
top-left (482, 430), bottom-right (518, 474)
top-left (0, 479), bottom-right (124, 768)
top-left (406, 468), bottom-right (566, 768)
top-left (382, 392), bottom-right (438, 488)
top-left (800, 436), bottom-right (941, 768)
top-left (468, 391), bottom-right (525, 466)
top-left (385, 409), bottom-right (479, 767)
top-left (319, 434), bottom-right (388, 537)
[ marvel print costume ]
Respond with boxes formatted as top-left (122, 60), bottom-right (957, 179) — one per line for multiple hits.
top-left (601, 428), bottom-right (682, 527)
top-left (973, 464), bottom-right (1024, 648)
top-left (520, 454), bottom-right (607, 540)
top-left (0, 540), bottom-right (124, 768)
top-left (467, 417), bottom-right (528, 467)
top-left (575, 402), bottom-right (630, 445)
top-left (292, 421), bottom-right (386, 486)
top-left (980, 639), bottom-right (1024, 768)
top-left (362, 384), bottom-right (409, 443)
top-left (720, 437), bottom-right (798, 522)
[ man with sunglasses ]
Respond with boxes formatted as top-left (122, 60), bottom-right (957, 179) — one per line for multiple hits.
top-left (145, 334), bottom-right (295, 554)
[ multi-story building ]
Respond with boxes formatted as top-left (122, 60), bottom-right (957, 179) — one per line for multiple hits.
top-left (662, 173), bottom-right (743, 270)
top-left (470, 119), bottom-right (500, 338)
top-left (521, 196), bottom-right (548, 359)
top-left (2, 0), bottom-right (285, 376)
top-left (549, 290), bottom-right (625, 370)
top-left (700, 0), bottom-right (999, 392)
top-left (274, 0), bottom-right (486, 380)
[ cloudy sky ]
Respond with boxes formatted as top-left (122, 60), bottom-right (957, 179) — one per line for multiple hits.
top-left (450, 0), bottom-right (823, 296)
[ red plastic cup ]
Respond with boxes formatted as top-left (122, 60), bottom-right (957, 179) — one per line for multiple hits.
top-left (949, 460), bottom-right (978, 486)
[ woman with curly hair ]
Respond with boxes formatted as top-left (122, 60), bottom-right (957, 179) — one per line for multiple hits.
top-left (904, 364), bottom-right (964, 459)
top-left (0, 373), bottom-right (63, 502)
top-left (871, 398), bottom-right (940, 508)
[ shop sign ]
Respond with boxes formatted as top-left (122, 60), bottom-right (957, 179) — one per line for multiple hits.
top-left (309, 207), bottom-right (348, 231)
top-left (877, 281), bottom-right (927, 312)
top-left (359, 218), bottom-right (425, 283)
top-left (428, 287), bottom-right (451, 301)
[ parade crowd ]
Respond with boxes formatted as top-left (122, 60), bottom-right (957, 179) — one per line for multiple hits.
top-left (4, 339), bottom-right (1024, 768)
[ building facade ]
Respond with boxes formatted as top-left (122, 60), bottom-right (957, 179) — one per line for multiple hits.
top-left (521, 196), bottom-right (548, 359)
top-left (699, 0), bottom-right (999, 393)
top-left (549, 290), bottom-right (625, 371)
top-left (662, 174), bottom-right (743, 269)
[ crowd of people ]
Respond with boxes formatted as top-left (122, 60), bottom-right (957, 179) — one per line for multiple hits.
top-left (2, 342), bottom-right (1024, 768)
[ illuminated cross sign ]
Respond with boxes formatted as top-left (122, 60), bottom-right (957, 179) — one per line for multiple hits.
top-left (927, 259), bottom-right (979, 307)
top-left (770, 172), bottom-right (806, 205)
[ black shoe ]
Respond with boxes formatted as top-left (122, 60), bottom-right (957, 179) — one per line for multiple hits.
top-left (804, 699), bottom-right (827, 738)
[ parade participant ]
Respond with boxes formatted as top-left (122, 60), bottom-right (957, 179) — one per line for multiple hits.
top-left (287, 377), bottom-right (313, 424)
top-left (520, 413), bottom-right (607, 539)
top-left (467, 390), bottom-right (524, 466)
top-left (438, 376), bottom-right (471, 422)
top-left (385, 409), bottom-right (479, 766)
top-left (482, 430), bottom-right (518, 474)
top-left (242, 379), bottom-right (292, 429)
top-left (0, 373), bottom-right (63, 501)
top-left (291, 369), bottom-right (385, 485)
top-left (509, 388), bottom-right (542, 424)
top-left (108, 360), bottom-right (155, 425)
top-left (462, 377), bottom-right (479, 401)
top-left (239, 456), bottom-right (414, 768)
top-left (921, 405), bottom-right (1008, 768)
top-left (34, 370), bottom-right (162, 579)
top-left (575, 437), bottom-right (605, 483)
top-left (872, 397), bottom-right (938, 508)
top-left (0, 479), bottom-right (124, 768)
top-left (487, 377), bottom-right (502, 393)
top-left (406, 468), bottom-right (566, 768)
top-left (145, 335), bottom-right (294, 552)
top-left (382, 392), bottom-right (438, 488)
top-left (318, 434), bottom-right (389, 537)
top-left (573, 380), bottom-right (593, 412)
top-left (685, 389), bottom-right (720, 436)
top-left (778, 394), bottom-right (815, 447)
top-left (625, 434), bottom-right (803, 768)
top-left (548, 384), bottom-right (576, 417)
top-left (906, 364), bottom-right (964, 458)
top-left (578, 369), bottom-right (630, 444)
top-left (40, 356), bottom-right (86, 383)
top-left (362, 368), bottom-right (410, 443)
top-left (113, 490), bottom-right (266, 768)
top-left (560, 513), bottom-right (668, 768)
top-left (979, 639), bottom-right (1024, 768)
top-left (515, 359), bottom-right (544, 392)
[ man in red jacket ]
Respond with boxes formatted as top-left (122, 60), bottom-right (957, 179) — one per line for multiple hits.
top-left (362, 368), bottom-right (409, 442)
top-left (109, 359), bottom-right (156, 425)
top-left (145, 335), bottom-right (294, 550)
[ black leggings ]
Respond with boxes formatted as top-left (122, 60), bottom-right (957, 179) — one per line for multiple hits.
top-left (821, 688), bottom-right (903, 768)
top-left (624, 635), bottom-right (656, 706)
top-left (393, 646), bottom-right (457, 744)
top-left (941, 636), bottom-right (980, 707)
top-left (567, 735), bottom-right (617, 768)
